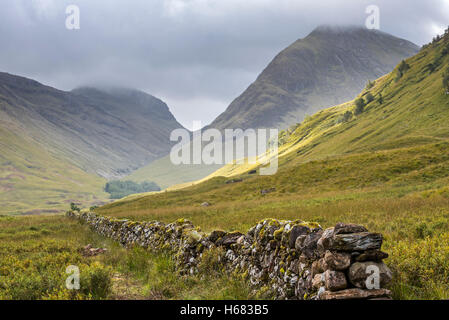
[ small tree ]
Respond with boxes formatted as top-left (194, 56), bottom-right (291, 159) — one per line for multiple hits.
top-left (377, 93), bottom-right (384, 105)
top-left (342, 111), bottom-right (353, 122)
top-left (366, 92), bottom-right (375, 104)
top-left (354, 98), bottom-right (365, 115)
top-left (396, 60), bottom-right (410, 81)
top-left (442, 42), bottom-right (449, 56)
top-left (398, 60), bottom-right (410, 72)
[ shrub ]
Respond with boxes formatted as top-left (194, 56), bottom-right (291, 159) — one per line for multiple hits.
top-left (378, 93), bottom-right (384, 105)
top-left (80, 262), bottom-right (112, 299)
top-left (365, 80), bottom-right (375, 90)
top-left (396, 60), bottom-right (410, 81)
top-left (342, 111), bottom-right (353, 123)
top-left (366, 92), bottom-right (375, 104)
top-left (398, 60), bottom-right (410, 73)
top-left (426, 63), bottom-right (437, 73)
top-left (354, 98), bottom-right (365, 115)
top-left (70, 203), bottom-right (80, 212)
top-left (442, 42), bottom-right (449, 56)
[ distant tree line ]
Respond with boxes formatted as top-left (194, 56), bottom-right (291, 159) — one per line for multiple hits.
top-left (421, 26), bottom-right (449, 50)
top-left (423, 26), bottom-right (449, 75)
top-left (105, 180), bottom-right (161, 199)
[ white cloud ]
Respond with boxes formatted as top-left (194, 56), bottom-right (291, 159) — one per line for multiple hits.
top-left (30, 0), bottom-right (60, 19)
top-left (1, 0), bottom-right (448, 129)
top-left (430, 23), bottom-right (446, 38)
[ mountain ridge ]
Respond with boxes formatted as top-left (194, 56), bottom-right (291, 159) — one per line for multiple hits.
top-left (0, 72), bottom-right (186, 213)
top-left (0, 72), bottom-right (185, 179)
top-left (208, 25), bottom-right (419, 131)
top-left (98, 27), bottom-right (449, 237)
top-left (126, 26), bottom-right (420, 189)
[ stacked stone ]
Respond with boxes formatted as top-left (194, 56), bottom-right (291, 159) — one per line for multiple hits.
top-left (67, 212), bottom-right (392, 300)
top-left (214, 218), bottom-right (322, 299)
top-left (311, 223), bottom-right (392, 299)
top-left (69, 212), bottom-right (214, 275)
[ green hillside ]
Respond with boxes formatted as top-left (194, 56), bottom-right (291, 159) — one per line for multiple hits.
top-left (125, 26), bottom-right (418, 189)
top-left (0, 76), bottom-right (185, 181)
top-left (97, 29), bottom-right (449, 299)
top-left (125, 154), bottom-right (221, 190)
top-left (0, 123), bottom-right (108, 215)
top-left (100, 29), bottom-right (449, 217)
top-left (0, 73), bottom-right (187, 213)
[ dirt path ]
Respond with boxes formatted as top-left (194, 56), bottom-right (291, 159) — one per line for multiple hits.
top-left (109, 273), bottom-right (149, 300)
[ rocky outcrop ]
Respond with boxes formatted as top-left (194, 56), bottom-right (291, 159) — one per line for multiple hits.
top-left (67, 211), bottom-right (392, 300)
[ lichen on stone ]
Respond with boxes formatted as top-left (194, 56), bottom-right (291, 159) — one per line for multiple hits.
top-left (67, 211), bottom-right (391, 301)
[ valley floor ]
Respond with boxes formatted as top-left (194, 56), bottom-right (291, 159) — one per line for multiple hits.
top-left (3, 142), bottom-right (449, 300)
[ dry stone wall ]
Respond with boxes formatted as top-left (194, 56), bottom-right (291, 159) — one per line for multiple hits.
top-left (67, 211), bottom-right (393, 300)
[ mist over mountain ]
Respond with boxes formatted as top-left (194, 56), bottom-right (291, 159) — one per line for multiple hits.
top-left (0, 26), bottom-right (422, 212)
top-left (209, 25), bottom-right (419, 131)
top-left (0, 72), bottom-right (185, 180)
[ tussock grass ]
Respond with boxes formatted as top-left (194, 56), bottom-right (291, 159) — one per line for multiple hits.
top-left (0, 215), bottom-right (257, 300)
top-left (0, 215), bottom-right (112, 299)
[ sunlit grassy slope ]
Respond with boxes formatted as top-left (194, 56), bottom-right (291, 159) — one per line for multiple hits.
top-left (125, 154), bottom-right (222, 190)
top-left (125, 27), bottom-right (418, 189)
top-left (0, 123), bottom-right (109, 215)
top-left (97, 33), bottom-right (449, 299)
top-left (211, 43), bottom-right (449, 177)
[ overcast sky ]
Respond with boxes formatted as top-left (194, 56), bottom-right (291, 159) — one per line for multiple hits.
top-left (1, 0), bottom-right (448, 129)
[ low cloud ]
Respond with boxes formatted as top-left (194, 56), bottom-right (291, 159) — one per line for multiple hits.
top-left (0, 0), bottom-right (448, 128)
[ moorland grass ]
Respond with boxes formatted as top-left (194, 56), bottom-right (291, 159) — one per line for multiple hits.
top-left (0, 215), bottom-right (258, 300)
top-left (97, 143), bottom-right (449, 300)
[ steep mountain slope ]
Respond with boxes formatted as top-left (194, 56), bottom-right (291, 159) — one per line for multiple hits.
top-left (0, 73), bottom-right (186, 213)
top-left (100, 27), bottom-right (449, 217)
top-left (0, 122), bottom-right (108, 214)
top-left (209, 25), bottom-right (419, 130)
top-left (125, 26), bottom-right (419, 188)
top-left (210, 29), bottom-right (449, 178)
top-left (0, 73), bottom-right (185, 180)
top-left (97, 31), bottom-right (449, 300)
top-left (126, 155), bottom-right (222, 190)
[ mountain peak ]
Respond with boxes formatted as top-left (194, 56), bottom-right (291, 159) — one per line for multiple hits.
top-left (310, 24), bottom-right (365, 34)
top-left (307, 25), bottom-right (399, 40)
top-left (209, 28), bottom-right (419, 131)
